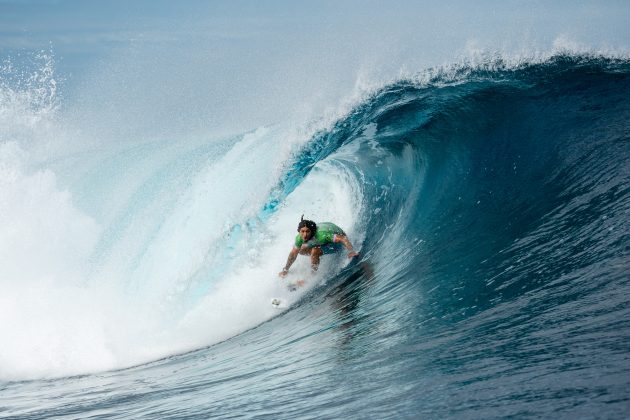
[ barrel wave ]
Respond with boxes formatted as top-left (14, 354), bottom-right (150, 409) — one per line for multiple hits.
top-left (2, 55), bottom-right (630, 418)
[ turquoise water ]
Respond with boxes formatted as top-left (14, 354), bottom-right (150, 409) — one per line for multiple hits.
top-left (1, 2), bottom-right (630, 418)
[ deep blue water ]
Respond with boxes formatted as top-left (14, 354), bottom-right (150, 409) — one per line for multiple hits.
top-left (1, 55), bottom-right (630, 418)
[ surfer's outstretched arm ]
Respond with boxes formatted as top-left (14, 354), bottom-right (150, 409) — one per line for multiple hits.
top-left (279, 247), bottom-right (299, 277)
top-left (336, 234), bottom-right (359, 258)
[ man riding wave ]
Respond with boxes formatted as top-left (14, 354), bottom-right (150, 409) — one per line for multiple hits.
top-left (279, 216), bottom-right (359, 278)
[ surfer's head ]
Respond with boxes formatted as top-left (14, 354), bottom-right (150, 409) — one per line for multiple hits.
top-left (297, 215), bottom-right (316, 241)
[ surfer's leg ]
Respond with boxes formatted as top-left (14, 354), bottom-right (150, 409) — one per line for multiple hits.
top-left (310, 247), bottom-right (323, 272)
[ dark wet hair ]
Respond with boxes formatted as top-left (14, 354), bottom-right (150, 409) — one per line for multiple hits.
top-left (297, 214), bottom-right (317, 234)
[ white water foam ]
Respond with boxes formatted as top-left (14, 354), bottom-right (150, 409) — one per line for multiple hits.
top-left (0, 53), bottom-right (366, 380)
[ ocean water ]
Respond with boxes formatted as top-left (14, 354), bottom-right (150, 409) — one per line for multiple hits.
top-left (2, 3), bottom-right (630, 419)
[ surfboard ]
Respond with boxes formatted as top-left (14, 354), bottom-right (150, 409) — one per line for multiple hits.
top-left (271, 298), bottom-right (284, 308)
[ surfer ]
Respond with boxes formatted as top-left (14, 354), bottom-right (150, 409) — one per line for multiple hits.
top-left (279, 216), bottom-right (359, 277)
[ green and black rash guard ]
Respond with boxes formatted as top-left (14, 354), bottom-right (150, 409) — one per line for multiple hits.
top-left (294, 222), bottom-right (345, 249)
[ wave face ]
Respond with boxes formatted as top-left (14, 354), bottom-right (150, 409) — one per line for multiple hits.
top-left (2, 55), bottom-right (630, 418)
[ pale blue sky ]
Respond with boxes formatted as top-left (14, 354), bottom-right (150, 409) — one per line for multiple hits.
top-left (3, 1), bottom-right (630, 76)
top-left (2, 0), bottom-right (630, 135)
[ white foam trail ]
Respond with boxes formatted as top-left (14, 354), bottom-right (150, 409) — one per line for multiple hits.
top-left (0, 142), bottom-right (108, 379)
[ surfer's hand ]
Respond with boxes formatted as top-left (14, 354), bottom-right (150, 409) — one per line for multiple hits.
top-left (348, 251), bottom-right (359, 259)
top-left (279, 269), bottom-right (288, 278)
